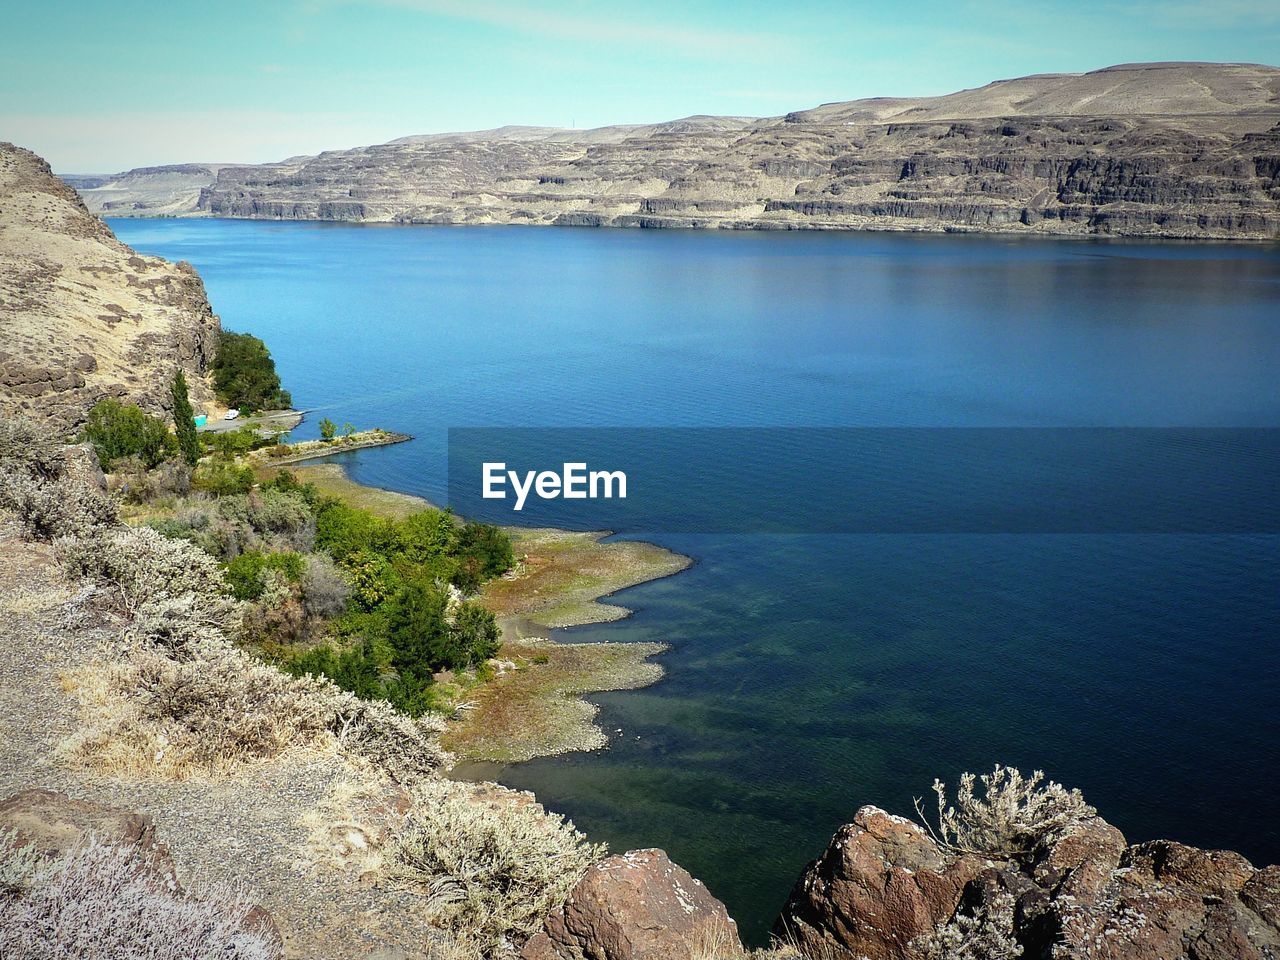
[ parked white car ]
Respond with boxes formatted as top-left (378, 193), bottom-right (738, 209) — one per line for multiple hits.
top-left (224, 409), bottom-right (240, 421)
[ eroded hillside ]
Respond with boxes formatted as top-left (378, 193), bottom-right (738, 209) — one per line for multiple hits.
top-left (69, 62), bottom-right (1280, 239)
top-left (0, 143), bottom-right (220, 431)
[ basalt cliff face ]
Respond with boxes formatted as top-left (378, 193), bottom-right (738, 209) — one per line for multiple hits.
top-left (775, 806), bottom-right (1280, 960)
top-left (0, 143), bottom-right (220, 432)
top-left (73, 62), bottom-right (1280, 239)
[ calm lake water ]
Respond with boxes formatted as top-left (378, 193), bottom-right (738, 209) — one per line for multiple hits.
top-left (111, 219), bottom-right (1280, 944)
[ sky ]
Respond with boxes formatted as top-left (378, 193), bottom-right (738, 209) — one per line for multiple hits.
top-left (2, 0), bottom-right (1277, 172)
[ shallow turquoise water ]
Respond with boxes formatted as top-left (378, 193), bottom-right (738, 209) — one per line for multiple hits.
top-left (111, 219), bottom-right (1280, 943)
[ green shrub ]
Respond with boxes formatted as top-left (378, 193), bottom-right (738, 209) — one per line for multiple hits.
top-left (224, 550), bottom-right (306, 601)
top-left (261, 470), bottom-right (318, 505)
top-left (454, 521), bottom-right (514, 592)
top-left (319, 417), bottom-right (336, 442)
top-left (387, 580), bottom-right (455, 681)
top-left (287, 582), bottom-right (498, 716)
top-left (315, 499), bottom-right (395, 563)
top-left (345, 550), bottom-right (398, 611)
top-left (247, 489), bottom-right (313, 537)
top-left (203, 426), bottom-right (269, 459)
top-left (211, 331), bottom-right (291, 413)
top-left (81, 399), bottom-right (176, 470)
top-left (315, 500), bottom-right (511, 593)
top-left (192, 461), bottom-right (255, 496)
top-left (170, 370), bottom-right (201, 466)
top-left (453, 601), bottom-right (501, 666)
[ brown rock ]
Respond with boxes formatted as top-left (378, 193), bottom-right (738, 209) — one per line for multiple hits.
top-left (1030, 815), bottom-right (1128, 903)
top-left (1048, 841), bottom-right (1280, 960)
top-left (773, 806), bottom-right (986, 960)
top-left (59, 441), bottom-right (107, 491)
top-left (1242, 865), bottom-right (1280, 928)
top-left (521, 848), bottom-right (743, 960)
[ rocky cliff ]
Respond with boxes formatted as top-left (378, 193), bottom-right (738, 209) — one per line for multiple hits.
top-left (0, 143), bottom-right (220, 432)
top-left (72, 62), bottom-right (1280, 239)
top-left (775, 805), bottom-right (1280, 960)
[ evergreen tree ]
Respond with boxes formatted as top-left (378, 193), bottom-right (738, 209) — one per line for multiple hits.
top-left (170, 370), bottom-right (201, 466)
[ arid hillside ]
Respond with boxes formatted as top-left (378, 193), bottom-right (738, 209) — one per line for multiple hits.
top-left (0, 143), bottom-right (220, 432)
top-left (66, 62), bottom-right (1280, 239)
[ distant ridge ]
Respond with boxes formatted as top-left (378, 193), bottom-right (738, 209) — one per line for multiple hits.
top-left (787, 61), bottom-right (1280, 123)
top-left (66, 62), bottom-right (1280, 239)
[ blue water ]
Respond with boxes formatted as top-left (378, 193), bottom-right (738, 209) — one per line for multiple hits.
top-left (111, 219), bottom-right (1280, 944)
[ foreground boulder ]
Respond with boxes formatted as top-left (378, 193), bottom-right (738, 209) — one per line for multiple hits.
top-left (522, 848), bottom-right (743, 960)
top-left (775, 806), bottom-right (987, 959)
top-left (775, 804), bottom-right (1280, 960)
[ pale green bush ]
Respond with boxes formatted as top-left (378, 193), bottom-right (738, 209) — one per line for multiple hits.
top-left (301, 553), bottom-right (350, 618)
top-left (913, 890), bottom-right (1023, 960)
top-left (918, 765), bottom-right (1096, 858)
top-left (0, 417), bottom-right (65, 480)
top-left (0, 830), bottom-right (43, 894)
top-left (0, 473), bottom-right (118, 539)
top-left (385, 780), bottom-right (604, 955)
top-left (0, 836), bottom-right (280, 960)
top-left (127, 593), bottom-right (243, 651)
top-left (57, 524), bottom-right (225, 615)
top-left (66, 628), bottom-right (448, 779)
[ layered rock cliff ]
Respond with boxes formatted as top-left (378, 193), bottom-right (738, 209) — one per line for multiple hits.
top-left (0, 143), bottom-right (220, 432)
top-left (72, 62), bottom-right (1280, 239)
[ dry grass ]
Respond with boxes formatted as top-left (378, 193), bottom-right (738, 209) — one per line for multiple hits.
top-left (442, 636), bottom-right (665, 762)
top-left (255, 462), bottom-right (434, 520)
top-left (482, 527), bottom-right (689, 628)
top-left (0, 581), bottom-right (75, 618)
top-left (384, 779), bottom-right (605, 957)
top-left (57, 643), bottom-right (341, 780)
top-left (298, 773), bottom-right (406, 878)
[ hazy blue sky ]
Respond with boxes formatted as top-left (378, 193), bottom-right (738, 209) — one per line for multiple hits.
top-left (2, 0), bottom-right (1277, 172)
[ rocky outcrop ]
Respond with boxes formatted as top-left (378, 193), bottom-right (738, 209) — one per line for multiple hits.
top-left (522, 848), bottom-right (744, 960)
top-left (0, 143), bottom-right (221, 433)
top-left (775, 807), bottom-right (988, 960)
top-left (71, 62), bottom-right (1280, 240)
top-left (775, 804), bottom-right (1280, 960)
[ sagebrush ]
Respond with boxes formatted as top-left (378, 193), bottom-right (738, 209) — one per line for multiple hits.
top-left (917, 765), bottom-right (1096, 858)
top-left (1, 416), bottom-right (449, 780)
top-left (913, 890), bottom-right (1023, 960)
top-left (0, 836), bottom-right (280, 960)
top-left (385, 780), bottom-right (604, 955)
